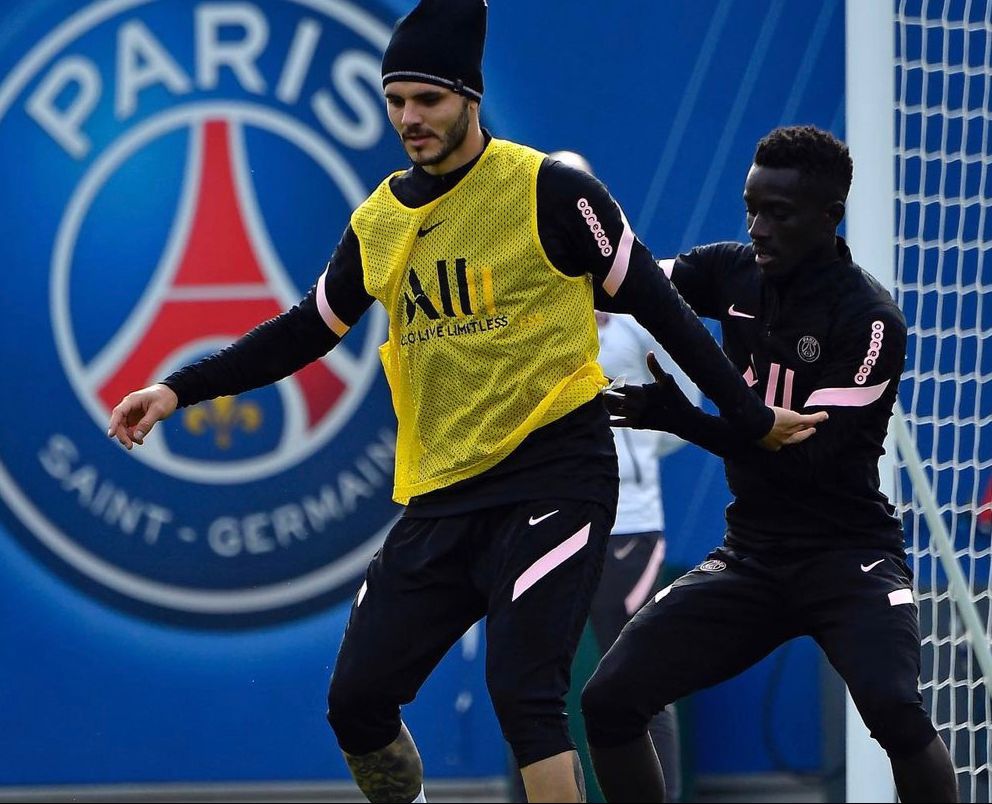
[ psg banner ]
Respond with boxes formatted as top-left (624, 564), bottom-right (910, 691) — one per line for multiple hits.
top-left (0, 0), bottom-right (406, 626)
top-left (0, 0), bottom-right (844, 789)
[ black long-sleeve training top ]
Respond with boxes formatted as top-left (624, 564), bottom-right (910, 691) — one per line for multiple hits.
top-left (662, 239), bottom-right (907, 554)
top-left (164, 136), bottom-right (773, 516)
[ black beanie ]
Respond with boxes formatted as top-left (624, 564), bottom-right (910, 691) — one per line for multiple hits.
top-left (381, 0), bottom-right (487, 101)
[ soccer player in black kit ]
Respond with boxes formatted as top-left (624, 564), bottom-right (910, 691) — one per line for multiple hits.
top-left (106, 3), bottom-right (826, 800)
top-left (583, 126), bottom-right (959, 803)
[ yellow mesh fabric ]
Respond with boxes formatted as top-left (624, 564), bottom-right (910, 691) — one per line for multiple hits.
top-left (352, 139), bottom-right (605, 503)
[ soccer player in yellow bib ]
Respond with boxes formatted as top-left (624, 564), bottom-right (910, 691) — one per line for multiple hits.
top-left (107, 2), bottom-right (825, 801)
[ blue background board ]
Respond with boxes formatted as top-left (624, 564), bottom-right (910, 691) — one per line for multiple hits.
top-left (0, 0), bottom-right (845, 786)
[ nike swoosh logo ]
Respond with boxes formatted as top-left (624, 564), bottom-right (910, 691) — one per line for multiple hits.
top-left (861, 558), bottom-right (885, 572)
top-left (528, 510), bottom-right (559, 526)
top-left (417, 220), bottom-right (444, 237)
top-left (728, 304), bottom-right (756, 319)
top-left (613, 541), bottom-right (637, 560)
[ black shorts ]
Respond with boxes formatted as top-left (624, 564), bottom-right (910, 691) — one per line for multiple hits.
top-left (327, 495), bottom-right (616, 766)
top-left (584, 543), bottom-right (936, 756)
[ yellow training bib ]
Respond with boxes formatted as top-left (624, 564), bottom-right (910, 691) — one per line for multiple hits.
top-left (351, 139), bottom-right (605, 503)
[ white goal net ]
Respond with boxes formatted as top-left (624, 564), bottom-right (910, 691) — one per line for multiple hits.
top-left (892, 1), bottom-right (992, 801)
top-left (848, 0), bottom-right (992, 800)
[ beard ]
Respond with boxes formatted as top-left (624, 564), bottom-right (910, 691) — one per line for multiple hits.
top-left (410, 99), bottom-right (471, 167)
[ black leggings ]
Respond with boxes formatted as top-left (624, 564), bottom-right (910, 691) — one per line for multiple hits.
top-left (583, 545), bottom-right (937, 759)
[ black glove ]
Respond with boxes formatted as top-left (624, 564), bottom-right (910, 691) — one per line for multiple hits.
top-left (604, 352), bottom-right (696, 431)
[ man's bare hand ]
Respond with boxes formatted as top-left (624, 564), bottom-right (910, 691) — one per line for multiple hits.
top-left (106, 383), bottom-right (178, 450)
top-left (760, 406), bottom-right (828, 451)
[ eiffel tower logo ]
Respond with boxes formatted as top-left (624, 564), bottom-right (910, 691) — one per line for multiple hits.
top-left (87, 120), bottom-right (350, 450)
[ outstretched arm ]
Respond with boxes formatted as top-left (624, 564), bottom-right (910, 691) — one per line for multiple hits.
top-left (107, 226), bottom-right (373, 449)
top-left (606, 352), bottom-right (826, 456)
top-left (537, 158), bottom-right (821, 446)
top-left (608, 307), bottom-right (905, 477)
top-left (599, 252), bottom-right (826, 448)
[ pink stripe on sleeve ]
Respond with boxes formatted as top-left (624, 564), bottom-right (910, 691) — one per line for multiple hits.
top-left (624, 538), bottom-right (666, 615)
top-left (804, 379), bottom-right (890, 408)
top-left (782, 369), bottom-right (794, 410)
top-left (602, 209), bottom-right (634, 296)
top-left (765, 362), bottom-right (780, 406)
top-left (316, 269), bottom-right (350, 338)
top-left (512, 523), bottom-right (591, 601)
top-left (657, 259), bottom-right (675, 279)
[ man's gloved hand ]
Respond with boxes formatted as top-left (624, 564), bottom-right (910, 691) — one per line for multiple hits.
top-left (604, 352), bottom-right (695, 431)
top-left (606, 353), bottom-right (828, 451)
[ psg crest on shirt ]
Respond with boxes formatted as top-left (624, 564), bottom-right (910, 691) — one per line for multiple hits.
top-left (797, 335), bottom-right (821, 363)
top-left (0, 0), bottom-right (404, 626)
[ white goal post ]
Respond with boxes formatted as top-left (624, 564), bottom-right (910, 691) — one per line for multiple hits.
top-left (846, 1), bottom-right (992, 802)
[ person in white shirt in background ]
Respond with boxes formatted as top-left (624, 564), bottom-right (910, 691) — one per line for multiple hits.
top-left (591, 308), bottom-right (697, 804)
top-left (551, 151), bottom-right (700, 803)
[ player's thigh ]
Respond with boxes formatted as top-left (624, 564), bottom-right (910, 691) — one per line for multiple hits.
top-left (590, 548), bottom-right (795, 708)
top-left (806, 551), bottom-right (923, 711)
top-left (330, 515), bottom-right (486, 705)
top-left (483, 498), bottom-right (614, 708)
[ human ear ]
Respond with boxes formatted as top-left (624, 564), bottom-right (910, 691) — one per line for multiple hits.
top-left (826, 200), bottom-right (845, 227)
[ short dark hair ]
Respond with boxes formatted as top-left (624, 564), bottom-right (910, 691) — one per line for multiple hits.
top-left (754, 125), bottom-right (853, 201)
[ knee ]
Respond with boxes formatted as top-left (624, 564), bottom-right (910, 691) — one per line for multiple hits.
top-left (580, 668), bottom-right (617, 728)
top-left (581, 663), bottom-right (653, 748)
top-left (862, 698), bottom-right (938, 757)
top-left (488, 678), bottom-right (571, 767)
top-left (325, 672), bottom-right (364, 738)
top-left (326, 672), bottom-right (399, 755)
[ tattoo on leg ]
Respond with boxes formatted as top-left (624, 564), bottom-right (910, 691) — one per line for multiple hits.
top-left (344, 722), bottom-right (424, 803)
top-left (573, 750), bottom-right (587, 802)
